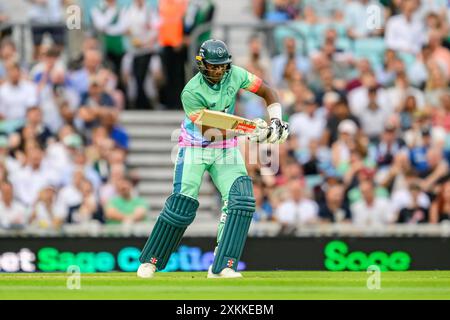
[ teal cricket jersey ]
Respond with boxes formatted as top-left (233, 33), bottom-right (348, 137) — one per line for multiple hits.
top-left (179, 65), bottom-right (263, 148)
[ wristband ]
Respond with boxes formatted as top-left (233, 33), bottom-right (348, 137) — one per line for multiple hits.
top-left (267, 103), bottom-right (282, 120)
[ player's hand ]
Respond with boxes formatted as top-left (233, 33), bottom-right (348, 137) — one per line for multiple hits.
top-left (248, 118), bottom-right (268, 143)
top-left (265, 118), bottom-right (289, 144)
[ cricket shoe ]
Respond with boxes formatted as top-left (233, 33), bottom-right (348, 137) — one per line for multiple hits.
top-left (207, 265), bottom-right (243, 279)
top-left (137, 263), bottom-right (156, 278)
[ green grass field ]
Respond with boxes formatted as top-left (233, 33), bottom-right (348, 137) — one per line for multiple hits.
top-left (1, 271), bottom-right (450, 300)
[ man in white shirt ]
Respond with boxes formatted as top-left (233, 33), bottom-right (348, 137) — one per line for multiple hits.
top-left (122, 0), bottom-right (160, 109)
top-left (345, 0), bottom-right (385, 39)
top-left (289, 97), bottom-right (326, 150)
top-left (348, 72), bottom-right (391, 117)
top-left (0, 62), bottom-right (38, 128)
top-left (0, 181), bottom-right (28, 229)
top-left (9, 145), bottom-right (59, 208)
top-left (275, 179), bottom-right (319, 234)
top-left (384, 0), bottom-right (426, 54)
top-left (271, 37), bottom-right (310, 88)
top-left (91, 0), bottom-right (128, 80)
top-left (350, 180), bottom-right (395, 227)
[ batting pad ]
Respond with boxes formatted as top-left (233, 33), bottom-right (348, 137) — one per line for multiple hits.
top-left (139, 193), bottom-right (199, 270)
top-left (212, 176), bottom-right (255, 274)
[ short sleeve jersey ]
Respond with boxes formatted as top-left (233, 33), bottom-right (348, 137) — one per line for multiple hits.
top-left (179, 65), bottom-right (263, 148)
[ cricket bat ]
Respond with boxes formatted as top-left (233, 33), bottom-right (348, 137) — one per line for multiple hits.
top-left (191, 109), bottom-right (258, 134)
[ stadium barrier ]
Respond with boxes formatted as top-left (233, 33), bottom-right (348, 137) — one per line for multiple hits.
top-left (1, 234), bottom-right (450, 273)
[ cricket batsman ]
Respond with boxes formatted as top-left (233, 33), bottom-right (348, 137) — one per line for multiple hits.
top-left (137, 39), bottom-right (289, 278)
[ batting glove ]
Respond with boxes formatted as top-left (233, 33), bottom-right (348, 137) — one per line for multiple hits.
top-left (265, 118), bottom-right (290, 144)
top-left (248, 118), bottom-right (269, 143)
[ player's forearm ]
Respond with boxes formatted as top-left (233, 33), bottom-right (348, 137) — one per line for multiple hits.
top-left (256, 83), bottom-right (279, 109)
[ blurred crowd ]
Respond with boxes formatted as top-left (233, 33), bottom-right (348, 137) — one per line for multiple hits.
top-left (0, 0), bottom-right (216, 230)
top-left (0, 0), bottom-right (449, 234)
top-left (239, 0), bottom-right (450, 233)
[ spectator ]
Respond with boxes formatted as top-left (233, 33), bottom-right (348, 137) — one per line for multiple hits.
top-left (408, 44), bottom-right (433, 87)
top-left (429, 180), bottom-right (450, 223)
top-left (0, 3), bottom-right (12, 42)
top-left (358, 86), bottom-right (390, 143)
top-left (29, 185), bottom-right (65, 229)
top-left (9, 145), bottom-right (59, 208)
top-left (272, 37), bottom-right (310, 88)
top-left (322, 99), bottom-right (360, 147)
top-left (38, 67), bottom-right (80, 133)
top-left (105, 177), bottom-right (149, 224)
top-left (392, 180), bottom-right (430, 223)
top-left (244, 34), bottom-right (270, 82)
top-left (0, 181), bottom-right (28, 229)
top-left (253, 182), bottom-right (273, 222)
top-left (350, 179), bottom-right (395, 227)
top-left (345, 0), bottom-right (385, 39)
top-left (276, 156), bottom-right (304, 186)
top-left (70, 179), bottom-right (102, 224)
top-left (275, 179), bottom-right (319, 235)
top-left (184, 0), bottom-right (216, 52)
top-left (9, 107), bottom-right (54, 152)
top-left (348, 71), bottom-right (391, 118)
top-left (123, 0), bottom-right (161, 110)
top-left (289, 97), bottom-right (326, 150)
top-left (100, 163), bottom-right (125, 208)
top-left (342, 150), bottom-right (374, 189)
top-left (75, 77), bottom-right (116, 141)
top-left (0, 39), bottom-right (18, 83)
top-left (0, 135), bottom-right (19, 173)
top-left (417, 147), bottom-right (449, 193)
top-left (69, 49), bottom-right (102, 97)
top-left (424, 60), bottom-right (448, 107)
top-left (238, 34), bottom-right (270, 120)
top-left (68, 35), bottom-right (101, 71)
top-left (303, 0), bottom-right (344, 24)
top-left (158, 0), bottom-right (189, 109)
top-left (432, 92), bottom-right (450, 133)
top-left (387, 72), bottom-right (425, 112)
top-left (318, 183), bottom-right (351, 223)
top-left (46, 126), bottom-right (81, 177)
top-left (428, 30), bottom-right (450, 79)
top-left (424, 12), bottom-right (448, 41)
top-left (375, 49), bottom-right (403, 87)
top-left (369, 123), bottom-right (407, 170)
top-left (55, 168), bottom-right (84, 223)
top-left (30, 45), bottom-right (65, 86)
top-left (91, 0), bottom-right (128, 82)
top-left (0, 61), bottom-right (38, 127)
top-left (298, 139), bottom-right (331, 176)
top-left (416, 0), bottom-right (448, 22)
top-left (99, 111), bottom-right (129, 150)
top-left (60, 147), bottom-right (102, 192)
top-left (385, 0), bottom-right (426, 54)
top-left (398, 95), bottom-right (419, 131)
top-left (331, 119), bottom-right (358, 169)
top-left (91, 133), bottom-right (116, 183)
top-left (321, 91), bottom-right (340, 118)
top-left (27, 0), bottom-right (65, 60)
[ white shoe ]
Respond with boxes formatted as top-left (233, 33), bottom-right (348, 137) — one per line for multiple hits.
top-left (137, 263), bottom-right (156, 278)
top-left (207, 265), bottom-right (243, 279)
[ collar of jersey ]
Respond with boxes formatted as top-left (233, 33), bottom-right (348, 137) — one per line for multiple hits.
top-left (203, 70), bottom-right (231, 91)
